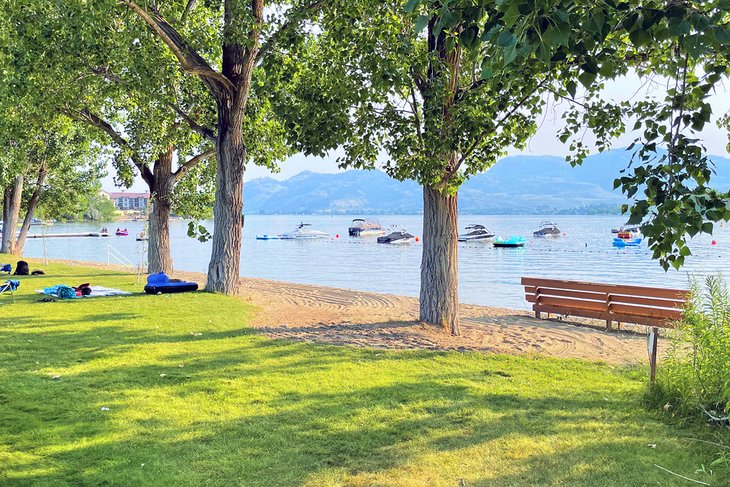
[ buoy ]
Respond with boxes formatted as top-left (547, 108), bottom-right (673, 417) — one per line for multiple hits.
top-left (563, 232), bottom-right (566, 236)
top-left (712, 240), bottom-right (717, 246)
top-left (415, 236), bottom-right (420, 242)
top-left (335, 234), bottom-right (339, 238)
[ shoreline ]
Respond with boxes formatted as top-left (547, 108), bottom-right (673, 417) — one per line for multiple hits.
top-left (15, 256), bottom-right (661, 365)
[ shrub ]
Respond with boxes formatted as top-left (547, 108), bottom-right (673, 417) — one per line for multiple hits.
top-left (653, 275), bottom-right (730, 424)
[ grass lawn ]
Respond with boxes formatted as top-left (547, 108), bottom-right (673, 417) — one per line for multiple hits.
top-left (0, 258), bottom-right (728, 486)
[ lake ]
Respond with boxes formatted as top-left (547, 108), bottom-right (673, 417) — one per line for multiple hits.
top-left (19, 215), bottom-right (730, 310)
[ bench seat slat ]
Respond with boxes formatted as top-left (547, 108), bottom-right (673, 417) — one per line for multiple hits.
top-left (525, 287), bottom-right (607, 301)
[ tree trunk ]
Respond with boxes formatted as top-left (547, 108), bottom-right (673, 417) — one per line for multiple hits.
top-left (147, 148), bottom-right (174, 275)
top-left (1, 176), bottom-right (24, 255)
top-left (15, 163), bottom-right (47, 255)
top-left (206, 114), bottom-right (245, 294)
top-left (420, 184), bottom-right (460, 335)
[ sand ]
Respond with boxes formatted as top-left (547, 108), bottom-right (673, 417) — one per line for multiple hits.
top-left (43, 259), bottom-right (659, 365)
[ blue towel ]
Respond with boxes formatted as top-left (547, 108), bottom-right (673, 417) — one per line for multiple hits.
top-left (0, 264), bottom-right (10, 274)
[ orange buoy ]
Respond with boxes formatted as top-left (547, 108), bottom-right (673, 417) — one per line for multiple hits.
top-left (415, 236), bottom-right (420, 242)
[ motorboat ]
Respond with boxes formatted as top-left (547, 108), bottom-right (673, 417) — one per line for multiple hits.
top-left (281, 222), bottom-right (329, 240)
top-left (533, 221), bottom-right (561, 238)
top-left (613, 237), bottom-right (642, 247)
top-left (256, 234), bottom-right (282, 240)
top-left (493, 235), bottom-right (525, 248)
top-left (458, 224), bottom-right (495, 242)
top-left (377, 227), bottom-right (416, 244)
top-left (348, 218), bottom-right (386, 237)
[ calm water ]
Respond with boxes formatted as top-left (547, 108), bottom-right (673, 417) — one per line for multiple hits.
top-left (20, 215), bottom-right (730, 310)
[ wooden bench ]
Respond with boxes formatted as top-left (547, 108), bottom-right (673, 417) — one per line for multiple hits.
top-left (521, 277), bottom-right (688, 329)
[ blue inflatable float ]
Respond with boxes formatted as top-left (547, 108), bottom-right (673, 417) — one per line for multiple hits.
top-left (144, 272), bottom-right (199, 294)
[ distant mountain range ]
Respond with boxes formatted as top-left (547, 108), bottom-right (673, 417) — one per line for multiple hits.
top-left (244, 149), bottom-right (730, 215)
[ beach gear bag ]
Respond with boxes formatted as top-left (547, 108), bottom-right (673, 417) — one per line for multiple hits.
top-left (13, 261), bottom-right (29, 276)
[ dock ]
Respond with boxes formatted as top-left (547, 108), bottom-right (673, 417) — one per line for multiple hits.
top-left (26, 232), bottom-right (110, 239)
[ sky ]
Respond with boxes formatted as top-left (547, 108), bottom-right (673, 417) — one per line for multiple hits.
top-left (104, 73), bottom-right (730, 193)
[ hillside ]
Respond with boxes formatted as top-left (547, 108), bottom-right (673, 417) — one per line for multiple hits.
top-left (244, 150), bottom-right (730, 215)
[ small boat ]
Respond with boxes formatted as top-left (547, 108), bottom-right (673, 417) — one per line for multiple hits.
top-left (613, 237), bottom-right (642, 247)
top-left (256, 234), bottom-right (282, 240)
top-left (136, 231), bottom-right (148, 241)
top-left (533, 221), bottom-right (561, 238)
top-left (115, 228), bottom-right (128, 236)
top-left (348, 218), bottom-right (386, 237)
top-left (493, 235), bottom-right (525, 248)
top-left (281, 222), bottom-right (329, 240)
top-left (377, 227), bottom-right (416, 244)
top-left (458, 224), bottom-right (495, 242)
top-left (616, 230), bottom-right (633, 240)
top-left (611, 226), bottom-right (640, 234)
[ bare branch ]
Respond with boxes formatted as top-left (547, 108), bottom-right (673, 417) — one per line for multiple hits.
top-left (174, 148), bottom-right (215, 181)
top-left (120, 0), bottom-right (234, 96)
top-left (71, 108), bottom-right (154, 186)
top-left (255, 1), bottom-right (327, 64)
top-left (166, 103), bottom-right (216, 140)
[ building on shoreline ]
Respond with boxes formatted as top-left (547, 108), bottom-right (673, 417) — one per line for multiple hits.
top-left (105, 192), bottom-right (151, 211)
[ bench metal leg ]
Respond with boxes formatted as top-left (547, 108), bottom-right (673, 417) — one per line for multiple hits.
top-left (606, 320), bottom-right (612, 331)
top-left (535, 311), bottom-right (541, 319)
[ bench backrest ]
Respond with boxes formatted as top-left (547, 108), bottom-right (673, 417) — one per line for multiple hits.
top-left (521, 277), bottom-right (689, 327)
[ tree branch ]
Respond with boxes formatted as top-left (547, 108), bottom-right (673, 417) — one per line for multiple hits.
top-left (120, 0), bottom-right (234, 96)
top-left (180, 0), bottom-right (198, 24)
top-left (72, 108), bottom-right (154, 186)
top-left (166, 103), bottom-right (216, 140)
top-left (255, 1), bottom-right (327, 64)
top-left (174, 148), bottom-right (215, 181)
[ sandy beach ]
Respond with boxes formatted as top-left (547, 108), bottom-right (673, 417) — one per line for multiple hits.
top-left (33, 258), bottom-right (659, 365)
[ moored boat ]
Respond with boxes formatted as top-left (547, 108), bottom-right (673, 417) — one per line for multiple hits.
top-left (256, 234), bottom-right (282, 240)
top-left (115, 228), bottom-right (128, 236)
top-left (377, 227), bottom-right (416, 244)
top-left (493, 235), bottom-right (525, 248)
top-left (348, 218), bottom-right (386, 237)
top-left (281, 222), bottom-right (329, 240)
top-left (458, 224), bottom-right (494, 242)
top-left (533, 221), bottom-right (561, 238)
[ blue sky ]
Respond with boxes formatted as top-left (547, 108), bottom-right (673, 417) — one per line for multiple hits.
top-left (105, 74), bottom-right (730, 192)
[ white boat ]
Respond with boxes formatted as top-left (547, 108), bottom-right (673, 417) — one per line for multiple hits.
top-left (533, 221), bottom-right (561, 237)
top-left (458, 224), bottom-right (495, 242)
top-left (348, 218), bottom-right (386, 237)
top-left (281, 222), bottom-right (329, 240)
top-left (256, 234), bottom-right (282, 240)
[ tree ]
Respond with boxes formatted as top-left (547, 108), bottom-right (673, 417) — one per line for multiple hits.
top-left (117, 0), bottom-right (321, 293)
top-left (286, 0), bottom-right (729, 334)
top-left (0, 1), bottom-right (217, 274)
top-left (0, 116), bottom-right (104, 255)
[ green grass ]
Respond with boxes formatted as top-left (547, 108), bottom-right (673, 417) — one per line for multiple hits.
top-left (1, 257), bottom-right (728, 486)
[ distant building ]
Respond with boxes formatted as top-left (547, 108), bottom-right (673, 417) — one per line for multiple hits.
top-left (107, 192), bottom-right (150, 211)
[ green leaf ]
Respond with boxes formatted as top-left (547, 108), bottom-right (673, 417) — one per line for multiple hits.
top-left (414, 15), bottom-right (429, 34)
top-left (404, 0), bottom-right (421, 14)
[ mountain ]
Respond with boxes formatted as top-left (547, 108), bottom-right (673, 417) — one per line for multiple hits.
top-left (244, 149), bottom-right (730, 215)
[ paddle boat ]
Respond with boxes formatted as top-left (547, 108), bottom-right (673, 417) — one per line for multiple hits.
top-left (458, 224), bottom-right (494, 242)
top-left (281, 222), bottom-right (329, 240)
top-left (493, 235), bottom-right (525, 248)
top-left (115, 228), bottom-right (128, 236)
top-left (136, 231), bottom-right (148, 241)
top-left (613, 237), bottom-right (642, 247)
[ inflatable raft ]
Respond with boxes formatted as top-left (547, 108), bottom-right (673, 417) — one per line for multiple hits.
top-left (612, 237), bottom-right (642, 247)
top-left (144, 272), bottom-right (199, 294)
